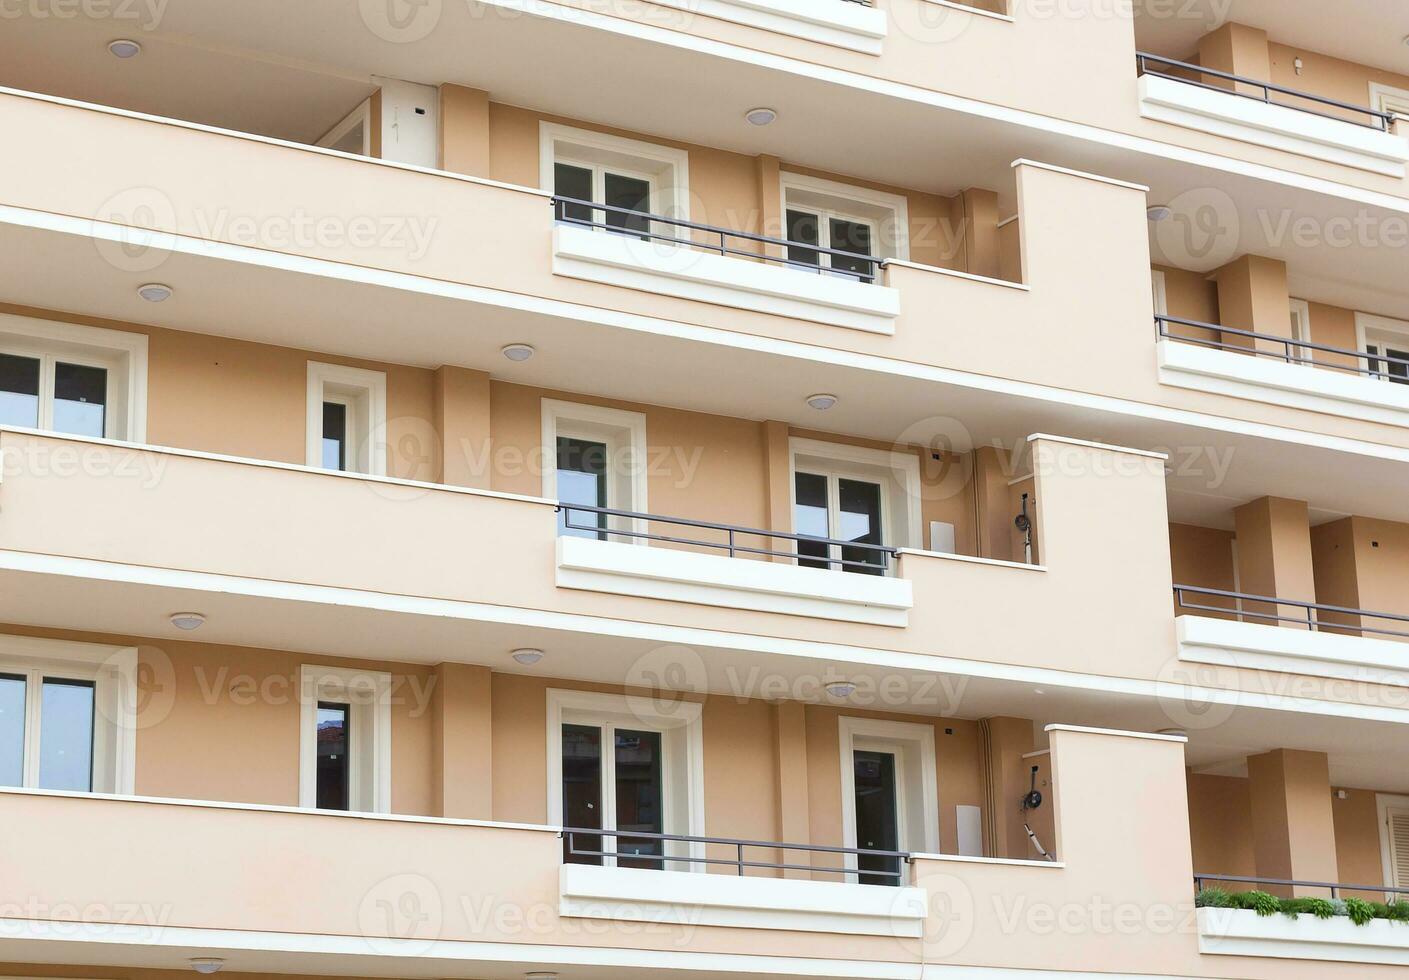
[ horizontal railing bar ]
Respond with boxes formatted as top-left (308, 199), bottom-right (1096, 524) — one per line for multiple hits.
top-left (1137, 53), bottom-right (1394, 129)
top-left (568, 850), bottom-right (904, 878)
top-left (562, 826), bottom-right (910, 858)
top-left (1156, 315), bottom-right (1409, 378)
top-left (1195, 872), bottom-right (1409, 897)
top-left (561, 517), bottom-right (890, 571)
top-left (559, 503), bottom-right (897, 556)
top-left (1173, 585), bottom-right (1409, 639)
top-left (1174, 584), bottom-right (1409, 624)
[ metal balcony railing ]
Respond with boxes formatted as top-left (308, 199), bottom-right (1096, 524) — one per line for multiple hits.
top-left (562, 827), bottom-right (912, 881)
top-left (1155, 314), bottom-right (1409, 382)
top-left (1195, 873), bottom-right (1409, 902)
top-left (558, 503), bottom-right (899, 575)
top-left (551, 196), bottom-right (884, 283)
top-left (1173, 585), bottom-right (1409, 640)
top-left (1137, 53), bottom-right (1397, 132)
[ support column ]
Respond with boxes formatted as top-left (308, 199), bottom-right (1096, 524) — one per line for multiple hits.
top-left (1247, 749), bottom-right (1339, 896)
top-left (773, 701), bottom-right (812, 877)
top-left (438, 83), bottom-right (490, 177)
top-left (980, 716), bottom-right (1038, 859)
top-left (1197, 23), bottom-right (1271, 94)
top-left (430, 662), bottom-right (494, 819)
top-left (972, 446), bottom-right (1015, 562)
top-left (1213, 255), bottom-right (1293, 358)
top-left (433, 365), bottom-right (491, 489)
top-left (755, 154), bottom-right (784, 261)
top-left (1234, 496), bottom-right (1316, 628)
top-left (761, 420), bottom-right (792, 560)
top-left (957, 187), bottom-right (1001, 280)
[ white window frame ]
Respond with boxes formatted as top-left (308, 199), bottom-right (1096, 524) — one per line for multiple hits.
top-left (306, 361), bottom-right (387, 475)
top-left (0, 313), bottom-right (147, 442)
top-left (540, 122), bottom-right (691, 224)
top-left (298, 663), bottom-right (392, 814)
top-left (0, 633), bottom-right (137, 795)
top-left (545, 688), bottom-right (706, 867)
top-left (1378, 792), bottom-right (1409, 889)
top-left (838, 716), bottom-right (940, 881)
top-left (789, 437), bottom-right (923, 564)
top-left (315, 97), bottom-right (372, 157)
top-left (542, 398), bottom-right (649, 538)
top-left (1288, 298), bottom-right (1312, 364)
top-left (1355, 312), bottom-right (1409, 383)
top-left (780, 172), bottom-right (910, 267)
top-left (1370, 83), bottom-right (1409, 124)
top-left (1150, 269), bottom-right (1169, 317)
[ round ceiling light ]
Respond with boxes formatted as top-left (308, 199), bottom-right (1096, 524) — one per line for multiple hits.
top-left (169, 613), bottom-right (207, 631)
top-left (1146, 205), bottom-right (1174, 222)
top-left (501, 343), bottom-right (535, 362)
top-left (108, 39), bottom-right (142, 59)
top-left (511, 648), bottom-right (544, 666)
top-left (137, 283), bottom-right (173, 302)
top-left (806, 393), bottom-right (839, 411)
top-left (744, 107), bottom-right (778, 126)
top-left (825, 680), bottom-right (857, 699)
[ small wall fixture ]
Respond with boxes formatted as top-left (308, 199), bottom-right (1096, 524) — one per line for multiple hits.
top-left (1145, 205), bottom-right (1173, 223)
top-left (511, 648), bottom-right (544, 665)
top-left (188, 959), bottom-right (225, 975)
top-left (806, 393), bottom-right (839, 411)
top-left (108, 38), bottom-right (142, 58)
top-left (825, 680), bottom-right (857, 699)
top-left (137, 283), bottom-right (173, 302)
top-left (169, 613), bottom-right (207, 631)
top-left (501, 343), bottom-right (535, 362)
top-left (744, 107), bottom-right (777, 126)
top-left (525, 973), bottom-right (559, 980)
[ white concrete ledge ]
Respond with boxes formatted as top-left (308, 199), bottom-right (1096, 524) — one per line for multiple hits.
top-left (1157, 338), bottom-right (1409, 427)
top-left (1045, 724), bottom-right (1188, 743)
top-left (1138, 74), bottom-right (1409, 176)
top-left (560, 864), bottom-right (929, 937)
top-left (1198, 907), bottom-right (1409, 966)
top-left (555, 536), bottom-right (913, 626)
top-left (644, 0), bottom-right (888, 54)
top-left (552, 223), bottom-right (901, 333)
top-left (1177, 615), bottom-right (1409, 687)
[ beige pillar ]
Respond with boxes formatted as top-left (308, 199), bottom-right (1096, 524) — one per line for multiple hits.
top-left (1213, 255), bottom-right (1293, 357)
top-left (433, 365), bottom-right (492, 489)
top-left (980, 716), bottom-right (1038, 859)
top-left (773, 701), bottom-right (812, 876)
top-left (755, 154), bottom-right (784, 261)
top-left (957, 188), bottom-right (1001, 280)
top-left (972, 446), bottom-right (1015, 562)
top-left (1234, 496), bottom-right (1316, 628)
top-left (761, 420), bottom-right (793, 560)
top-left (430, 662), bottom-right (494, 819)
top-left (1197, 23), bottom-right (1271, 93)
top-left (438, 83), bottom-right (490, 177)
top-left (1248, 749), bottom-right (1339, 896)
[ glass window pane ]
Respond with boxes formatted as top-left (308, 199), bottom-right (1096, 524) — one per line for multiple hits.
top-left (1388, 347), bottom-right (1409, 385)
top-left (604, 172), bottom-right (651, 236)
top-left (854, 749), bottom-right (900, 885)
top-left (38, 678), bottom-right (94, 792)
top-left (52, 362), bottom-right (107, 438)
top-left (0, 674), bottom-right (24, 787)
top-left (794, 471), bottom-right (830, 569)
top-left (786, 209), bottom-right (821, 269)
top-left (316, 702), bottom-right (350, 810)
top-left (554, 163), bottom-right (595, 223)
top-left (839, 478), bottom-right (885, 575)
top-left (556, 436), bottom-right (609, 540)
top-left (562, 723), bottom-right (603, 865)
top-left (829, 218), bottom-right (875, 282)
top-left (0, 353), bottom-right (41, 428)
top-left (615, 729), bottom-right (664, 870)
top-left (322, 401), bottom-right (348, 471)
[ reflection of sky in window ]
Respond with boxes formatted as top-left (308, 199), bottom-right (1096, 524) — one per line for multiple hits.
top-left (794, 472), bottom-right (828, 537)
top-left (557, 469), bottom-right (605, 537)
top-left (0, 675), bottom-right (24, 786)
top-left (839, 511), bottom-right (874, 543)
top-left (39, 680), bottom-right (94, 792)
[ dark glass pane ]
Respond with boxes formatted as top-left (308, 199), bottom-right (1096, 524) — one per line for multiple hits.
top-left (604, 172), bottom-right (651, 236)
top-left (316, 702), bottom-right (350, 810)
top-left (556, 436), bottom-right (609, 540)
top-left (794, 471), bottom-right (830, 569)
top-left (562, 723), bottom-right (603, 865)
top-left (615, 729), bottom-right (663, 870)
top-left (839, 478), bottom-right (885, 575)
top-left (38, 678), bottom-right (94, 792)
top-left (322, 401), bottom-right (348, 471)
top-left (829, 218), bottom-right (875, 282)
top-left (0, 353), bottom-right (40, 428)
top-left (1388, 347), bottom-right (1409, 385)
top-left (786, 209), bottom-right (821, 269)
top-left (52, 362), bottom-right (107, 438)
top-left (854, 750), bottom-right (900, 886)
top-left (0, 674), bottom-right (24, 787)
top-left (554, 163), bottom-right (595, 223)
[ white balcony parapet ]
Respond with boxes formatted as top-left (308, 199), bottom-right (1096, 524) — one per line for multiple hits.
top-left (643, 0), bottom-right (888, 54)
top-left (1198, 907), bottom-right (1409, 966)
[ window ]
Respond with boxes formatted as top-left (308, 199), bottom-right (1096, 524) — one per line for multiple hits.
top-left (1288, 299), bottom-right (1312, 363)
top-left (1357, 313), bottom-right (1409, 384)
top-left (780, 173), bottom-right (908, 283)
top-left (542, 399), bottom-right (648, 539)
top-left (0, 315), bottom-right (147, 441)
top-left (838, 717), bottom-right (939, 884)
top-left (316, 97), bottom-right (372, 157)
top-left (541, 122), bottom-right (691, 233)
top-left (299, 665), bottom-right (391, 813)
top-left (306, 362), bottom-right (387, 475)
top-left (548, 689), bottom-right (704, 869)
top-left (1150, 270), bottom-right (1168, 317)
top-left (0, 634), bottom-right (137, 795)
top-left (1370, 83), bottom-right (1409, 125)
top-left (790, 438), bottom-right (922, 575)
top-left (1379, 793), bottom-right (1409, 889)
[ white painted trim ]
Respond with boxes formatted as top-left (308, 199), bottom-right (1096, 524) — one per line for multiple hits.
top-left (1157, 337), bottom-right (1409, 428)
top-left (1197, 906), bottom-right (1409, 965)
top-left (539, 121), bottom-right (691, 221)
top-left (559, 864), bottom-right (928, 936)
top-left (916, 0), bottom-right (1012, 23)
top-left (910, 852), bottom-right (1062, 869)
top-left (552, 223), bottom-right (900, 333)
top-left (297, 663), bottom-right (392, 813)
top-left (780, 171), bottom-right (911, 263)
top-left (895, 548), bottom-right (1047, 573)
top-left (1178, 614), bottom-right (1409, 688)
top-left (1044, 724), bottom-right (1187, 744)
top-left (0, 311), bottom-right (147, 442)
top-left (1138, 74), bottom-right (1409, 177)
top-left (305, 361), bottom-right (387, 475)
top-left (1378, 792), bottom-right (1409, 890)
top-left (789, 436), bottom-right (924, 552)
top-left (555, 535), bottom-right (913, 626)
top-left (1026, 432), bottom-right (1169, 461)
top-left (838, 715), bottom-right (941, 872)
top-left (540, 397), bottom-right (649, 532)
top-left (1150, 269), bottom-right (1168, 317)
top-left (1369, 83), bottom-right (1409, 120)
top-left (1010, 158), bottom-right (1149, 193)
top-left (314, 97), bottom-right (372, 156)
top-left (1289, 298), bottom-right (1312, 347)
top-left (642, 0), bottom-right (887, 54)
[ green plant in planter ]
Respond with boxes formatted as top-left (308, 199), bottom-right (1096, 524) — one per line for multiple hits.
top-left (1281, 897), bottom-right (1337, 920)
top-left (1194, 887), bottom-right (1236, 909)
top-left (1344, 897), bottom-right (1376, 926)
top-left (1240, 890), bottom-right (1282, 917)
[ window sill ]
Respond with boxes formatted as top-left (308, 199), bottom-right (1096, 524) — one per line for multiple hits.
top-left (644, 0), bottom-right (888, 54)
top-left (552, 223), bottom-right (901, 334)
